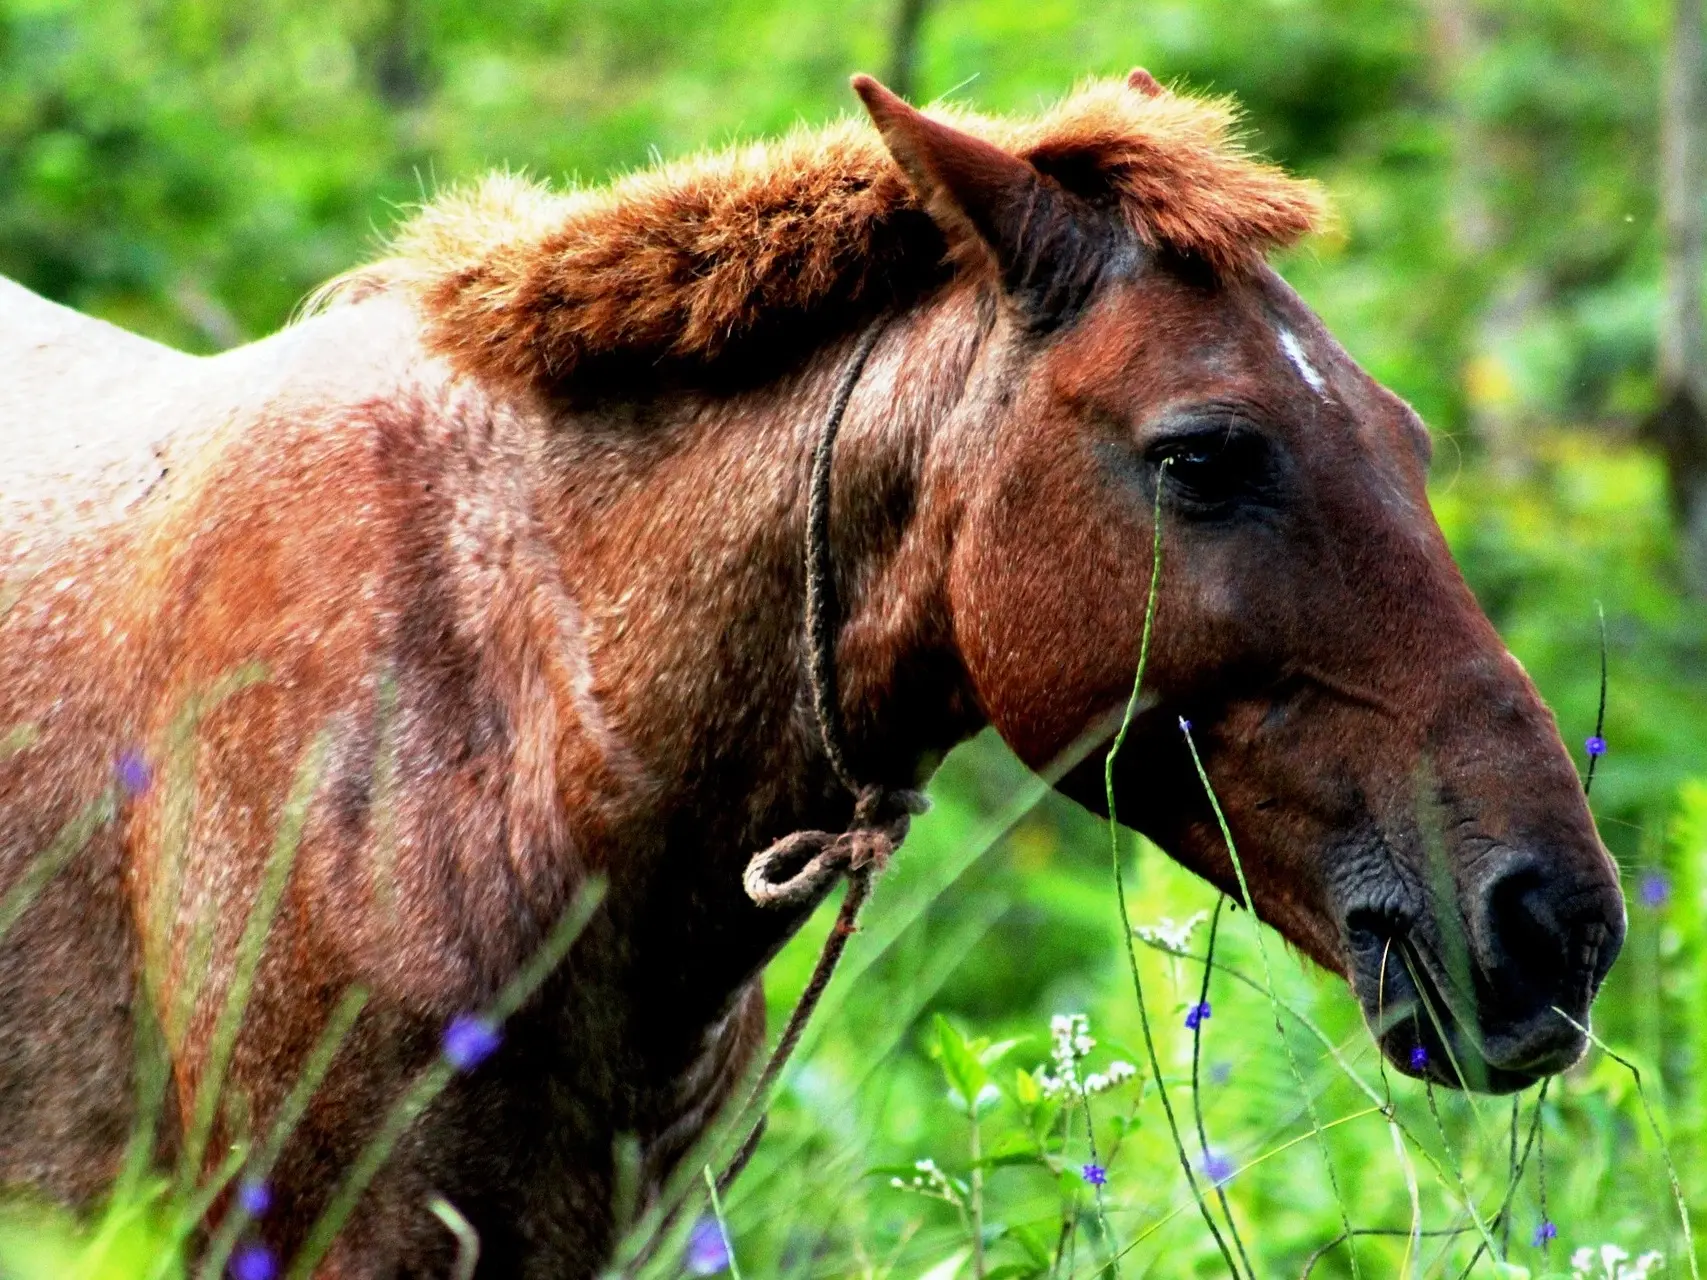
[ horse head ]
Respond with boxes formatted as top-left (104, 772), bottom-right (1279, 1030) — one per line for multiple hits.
top-left (857, 74), bottom-right (1624, 1093)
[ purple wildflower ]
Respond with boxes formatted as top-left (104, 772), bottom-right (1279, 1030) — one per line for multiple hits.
top-left (1081, 1163), bottom-right (1107, 1187)
top-left (1640, 872), bottom-right (1671, 909)
top-left (1532, 1220), bottom-right (1557, 1248)
top-left (442, 1014), bottom-right (501, 1071)
top-left (1585, 735), bottom-right (1607, 758)
top-left (1209, 1060), bottom-right (1231, 1086)
top-left (237, 1177), bottom-right (270, 1218)
top-left (686, 1216), bottom-right (731, 1275)
top-left (230, 1242), bottom-right (277, 1280)
top-left (116, 750), bottom-right (152, 798)
top-left (1410, 1045), bottom-right (1429, 1072)
top-left (1184, 1001), bottom-right (1211, 1031)
top-left (1200, 1149), bottom-right (1234, 1187)
top-left (1179, 717), bottom-right (1193, 733)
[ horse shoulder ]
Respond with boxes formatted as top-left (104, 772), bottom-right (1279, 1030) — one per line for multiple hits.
top-left (140, 297), bottom-right (619, 1018)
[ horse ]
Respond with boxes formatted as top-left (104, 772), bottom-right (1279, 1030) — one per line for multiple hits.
top-left (0, 70), bottom-right (1625, 1276)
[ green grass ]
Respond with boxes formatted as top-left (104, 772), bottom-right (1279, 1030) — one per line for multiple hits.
top-left (715, 756), bottom-right (1697, 1278)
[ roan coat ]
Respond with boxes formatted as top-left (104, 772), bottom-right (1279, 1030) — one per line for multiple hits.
top-left (0, 72), bottom-right (1624, 1276)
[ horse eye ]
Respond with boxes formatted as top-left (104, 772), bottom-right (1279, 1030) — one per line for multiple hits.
top-left (1151, 429), bottom-right (1265, 509)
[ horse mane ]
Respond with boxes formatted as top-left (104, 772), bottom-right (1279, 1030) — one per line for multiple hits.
top-left (327, 77), bottom-right (1328, 392)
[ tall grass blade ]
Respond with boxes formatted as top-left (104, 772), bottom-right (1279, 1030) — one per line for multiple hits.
top-left (1180, 722), bottom-right (1364, 1279)
top-left (704, 1166), bottom-right (744, 1280)
top-left (0, 790), bottom-right (114, 945)
top-left (174, 730), bottom-right (330, 1198)
top-left (285, 877), bottom-right (605, 1279)
top-left (1552, 1009), bottom-right (1698, 1278)
top-left (198, 985), bottom-right (370, 1280)
top-left (1584, 601), bottom-right (1608, 797)
top-left (0, 723), bottom-right (38, 761)
top-left (1103, 468), bottom-right (1244, 1280)
top-left (1106, 1106), bottom-right (1384, 1269)
top-left (428, 1195), bottom-right (481, 1280)
top-left (1188, 899), bottom-right (1254, 1277)
top-left (146, 1142), bottom-right (247, 1280)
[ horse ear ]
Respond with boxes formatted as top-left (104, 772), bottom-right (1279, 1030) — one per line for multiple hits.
top-left (1126, 67), bottom-right (1164, 97)
top-left (851, 74), bottom-right (1114, 326)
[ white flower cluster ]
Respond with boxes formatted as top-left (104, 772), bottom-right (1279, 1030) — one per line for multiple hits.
top-left (1037, 1013), bottom-right (1137, 1099)
top-left (1132, 912), bottom-right (1208, 954)
top-left (889, 1158), bottom-right (963, 1207)
top-left (1571, 1245), bottom-right (1664, 1280)
top-left (1082, 1060), bottom-right (1138, 1094)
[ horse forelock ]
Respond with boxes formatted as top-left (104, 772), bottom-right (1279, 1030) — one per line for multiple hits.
top-left (320, 78), bottom-right (1327, 396)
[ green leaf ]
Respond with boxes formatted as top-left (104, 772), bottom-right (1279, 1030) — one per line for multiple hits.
top-left (864, 1163), bottom-right (930, 1180)
top-left (1100, 1037), bottom-right (1143, 1065)
top-left (932, 1014), bottom-right (991, 1115)
top-left (1007, 1224), bottom-right (1055, 1269)
top-left (984, 1133), bottom-right (1041, 1161)
top-left (1012, 1067), bottom-right (1040, 1109)
top-left (917, 1249), bottom-right (969, 1280)
top-left (974, 1149), bottom-right (1048, 1172)
top-left (1026, 1095), bottom-right (1064, 1143)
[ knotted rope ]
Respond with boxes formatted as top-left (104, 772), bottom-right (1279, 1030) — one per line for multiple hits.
top-left (742, 784), bottom-right (925, 907)
top-left (716, 322), bottom-right (926, 1192)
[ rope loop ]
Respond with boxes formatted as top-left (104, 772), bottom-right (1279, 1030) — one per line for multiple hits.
top-left (713, 322), bottom-right (923, 1202)
top-left (742, 785), bottom-right (928, 908)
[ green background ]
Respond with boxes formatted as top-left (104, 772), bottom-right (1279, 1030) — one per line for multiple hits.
top-left (3, 0), bottom-right (1705, 1275)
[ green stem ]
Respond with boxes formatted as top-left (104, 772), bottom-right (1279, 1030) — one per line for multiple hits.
top-left (1179, 723), bottom-right (1364, 1279)
top-left (284, 879), bottom-right (605, 1278)
top-left (176, 733), bottom-right (330, 1198)
top-left (428, 1195), bottom-right (481, 1280)
top-left (1103, 465), bottom-right (1241, 1280)
top-left (198, 985), bottom-right (370, 1280)
top-left (969, 1110), bottom-right (985, 1279)
top-left (1553, 1008), bottom-right (1699, 1278)
top-left (704, 1165), bottom-right (744, 1280)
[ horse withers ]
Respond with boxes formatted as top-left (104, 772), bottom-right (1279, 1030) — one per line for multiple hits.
top-left (0, 71), bottom-right (1624, 1275)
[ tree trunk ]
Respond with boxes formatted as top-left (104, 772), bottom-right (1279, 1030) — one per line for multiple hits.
top-left (885, 0), bottom-right (930, 101)
top-left (1651, 0), bottom-right (1707, 595)
top-left (1423, 0), bottom-right (1537, 478)
top-left (370, 0), bottom-right (432, 108)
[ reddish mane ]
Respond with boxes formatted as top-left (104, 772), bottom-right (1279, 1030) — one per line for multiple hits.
top-left (325, 78), bottom-right (1326, 392)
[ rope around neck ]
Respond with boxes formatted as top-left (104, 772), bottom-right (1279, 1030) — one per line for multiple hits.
top-left (805, 324), bottom-right (884, 797)
top-left (718, 323), bottom-right (927, 1192)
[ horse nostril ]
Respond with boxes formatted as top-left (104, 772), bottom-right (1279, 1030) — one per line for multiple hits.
top-left (1480, 861), bottom-right (1623, 1016)
top-left (1344, 906), bottom-right (1408, 960)
top-left (1484, 868), bottom-right (1563, 987)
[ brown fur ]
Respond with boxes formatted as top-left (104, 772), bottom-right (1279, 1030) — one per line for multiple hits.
top-left (0, 74), bottom-right (1618, 1280)
top-left (333, 77), bottom-right (1326, 392)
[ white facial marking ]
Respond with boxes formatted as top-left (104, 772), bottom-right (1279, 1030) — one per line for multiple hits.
top-left (1278, 327), bottom-right (1327, 396)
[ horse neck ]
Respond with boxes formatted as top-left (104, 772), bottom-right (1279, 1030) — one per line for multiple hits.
top-left (538, 288), bottom-right (991, 860)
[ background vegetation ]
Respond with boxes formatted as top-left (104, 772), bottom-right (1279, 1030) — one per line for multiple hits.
top-left (3, 0), bottom-right (1707, 1275)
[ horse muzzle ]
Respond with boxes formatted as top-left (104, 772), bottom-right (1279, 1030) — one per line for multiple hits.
top-left (1342, 850), bottom-right (1625, 1094)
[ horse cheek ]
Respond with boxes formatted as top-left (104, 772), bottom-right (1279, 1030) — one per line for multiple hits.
top-left (947, 471), bottom-right (1135, 771)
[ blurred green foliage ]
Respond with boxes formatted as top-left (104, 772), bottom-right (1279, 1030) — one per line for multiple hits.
top-left (0, 1179), bottom-right (182, 1280)
top-left (0, 0), bottom-right (1674, 434)
top-left (4, 0), bottom-right (1707, 1275)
